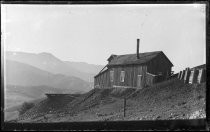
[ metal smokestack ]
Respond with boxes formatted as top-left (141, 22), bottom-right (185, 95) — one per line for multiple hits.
top-left (137, 38), bottom-right (140, 59)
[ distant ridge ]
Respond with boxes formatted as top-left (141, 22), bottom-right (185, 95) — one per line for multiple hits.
top-left (6, 51), bottom-right (104, 82)
top-left (6, 60), bottom-right (91, 92)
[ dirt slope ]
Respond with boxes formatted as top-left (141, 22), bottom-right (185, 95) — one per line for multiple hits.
top-left (15, 78), bottom-right (206, 122)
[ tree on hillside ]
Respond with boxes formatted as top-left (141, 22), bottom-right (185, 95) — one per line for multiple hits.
top-left (18, 102), bottom-right (35, 115)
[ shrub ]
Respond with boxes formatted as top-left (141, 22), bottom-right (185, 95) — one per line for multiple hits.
top-left (18, 102), bottom-right (35, 115)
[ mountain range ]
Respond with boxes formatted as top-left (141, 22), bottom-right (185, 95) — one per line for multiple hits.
top-left (6, 51), bottom-right (104, 82)
top-left (4, 51), bottom-right (104, 109)
top-left (6, 60), bottom-right (91, 92)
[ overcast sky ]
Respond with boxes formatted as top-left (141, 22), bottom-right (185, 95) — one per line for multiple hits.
top-left (2, 4), bottom-right (206, 72)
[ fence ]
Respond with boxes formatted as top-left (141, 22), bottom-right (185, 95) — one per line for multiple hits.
top-left (177, 66), bottom-right (206, 84)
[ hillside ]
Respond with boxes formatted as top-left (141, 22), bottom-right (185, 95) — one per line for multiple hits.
top-left (14, 78), bottom-right (206, 122)
top-left (5, 97), bottom-right (46, 121)
top-left (4, 84), bottom-right (81, 121)
top-left (5, 85), bottom-right (62, 109)
top-left (6, 51), bottom-right (103, 82)
top-left (5, 60), bottom-right (91, 93)
top-left (4, 59), bottom-right (92, 117)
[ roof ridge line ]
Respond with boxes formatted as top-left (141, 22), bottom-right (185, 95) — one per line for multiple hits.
top-left (117, 51), bottom-right (162, 56)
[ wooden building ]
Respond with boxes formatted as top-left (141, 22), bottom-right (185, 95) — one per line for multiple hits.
top-left (94, 39), bottom-right (173, 89)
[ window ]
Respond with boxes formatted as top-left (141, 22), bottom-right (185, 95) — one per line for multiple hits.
top-left (120, 71), bottom-right (125, 82)
top-left (110, 70), bottom-right (114, 82)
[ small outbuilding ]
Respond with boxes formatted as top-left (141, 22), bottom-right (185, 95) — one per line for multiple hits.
top-left (94, 39), bottom-right (174, 89)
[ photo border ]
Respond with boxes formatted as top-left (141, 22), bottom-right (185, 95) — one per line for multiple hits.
top-left (1, 0), bottom-right (209, 131)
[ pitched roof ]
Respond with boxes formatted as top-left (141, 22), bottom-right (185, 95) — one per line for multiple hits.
top-left (94, 51), bottom-right (173, 78)
top-left (108, 51), bottom-right (171, 66)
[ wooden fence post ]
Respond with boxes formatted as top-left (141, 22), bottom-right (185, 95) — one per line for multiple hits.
top-left (179, 71), bottom-right (182, 80)
top-left (178, 71), bottom-right (181, 79)
top-left (193, 69), bottom-right (199, 84)
top-left (189, 69), bottom-right (194, 84)
top-left (178, 71), bottom-right (180, 79)
top-left (181, 70), bottom-right (185, 81)
top-left (189, 69), bottom-right (199, 84)
top-left (197, 69), bottom-right (205, 84)
top-left (124, 98), bottom-right (126, 117)
top-left (184, 68), bottom-right (190, 84)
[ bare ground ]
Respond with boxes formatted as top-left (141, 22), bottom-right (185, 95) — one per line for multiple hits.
top-left (13, 78), bottom-right (206, 122)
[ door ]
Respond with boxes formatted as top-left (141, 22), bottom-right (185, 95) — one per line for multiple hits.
top-left (137, 75), bottom-right (143, 89)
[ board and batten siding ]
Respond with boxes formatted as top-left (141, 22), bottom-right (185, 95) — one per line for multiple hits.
top-left (95, 65), bottom-right (148, 88)
top-left (147, 53), bottom-right (172, 79)
top-left (94, 69), bottom-right (110, 89)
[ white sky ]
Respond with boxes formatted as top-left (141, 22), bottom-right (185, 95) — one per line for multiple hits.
top-left (1, 4), bottom-right (206, 72)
